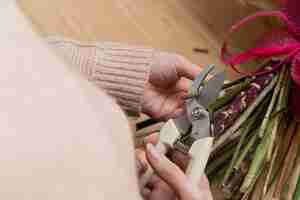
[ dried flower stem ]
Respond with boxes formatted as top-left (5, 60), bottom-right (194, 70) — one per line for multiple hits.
top-left (274, 124), bottom-right (300, 198)
top-left (213, 75), bottom-right (278, 151)
top-left (263, 143), bottom-right (279, 196)
top-left (263, 180), bottom-right (277, 200)
top-left (285, 147), bottom-right (300, 200)
top-left (214, 74), bottom-right (274, 136)
top-left (241, 167), bottom-right (264, 200)
top-left (251, 167), bottom-right (268, 200)
top-left (272, 120), bottom-right (297, 179)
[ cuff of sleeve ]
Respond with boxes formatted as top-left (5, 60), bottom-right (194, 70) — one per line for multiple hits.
top-left (93, 42), bottom-right (153, 115)
top-left (46, 37), bottom-right (153, 115)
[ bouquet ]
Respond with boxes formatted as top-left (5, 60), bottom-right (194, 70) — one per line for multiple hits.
top-left (207, 0), bottom-right (300, 199)
top-left (136, 0), bottom-right (300, 199)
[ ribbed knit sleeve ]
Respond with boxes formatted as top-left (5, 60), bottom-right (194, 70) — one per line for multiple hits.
top-left (47, 38), bottom-right (153, 115)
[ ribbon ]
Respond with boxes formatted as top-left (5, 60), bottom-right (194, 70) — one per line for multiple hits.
top-left (221, 0), bottom-right (300, 120)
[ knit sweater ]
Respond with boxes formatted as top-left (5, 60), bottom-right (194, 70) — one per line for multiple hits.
top-left (47, 38), bottom-right (154, 115)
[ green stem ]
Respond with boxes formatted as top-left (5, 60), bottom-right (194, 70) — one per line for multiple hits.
top-left (234, 129), bottom-right (258, 171)
top-left (266, 71), bottom-right (289, 163)
top-left (223, 171), bottom-right (245, 199)
top-left (222, 76), bottom-right (250, 89)
top-left (276, 67), bottom-right (290, 112)
top-left (209, 165), bottom-right (228, 185)
top-left (136, 118), bottom-right (159, 130)
top-left (222, 98), bottom-right (268, 185)
top-left (258, 66), bottom-right (285, 138)
top-left (266, 114), bottom-right (282, 161)
top-left (211, 128), bottom-right (242, 157)
top-left (281, 68), bottom-right (291, 111)
top-left (292, 176), bottom-right (300, 200)
top-left (206, 146), bottom-right (235, 176)
top-left (240, 117), bottom-right (276, 192)
top-left (209, 78), bottom-right (252, 112)
top-left (210, 133), bottom-right (240, 160)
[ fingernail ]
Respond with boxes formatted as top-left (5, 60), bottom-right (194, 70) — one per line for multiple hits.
top-left (147, 143), bottom-right (160, 160)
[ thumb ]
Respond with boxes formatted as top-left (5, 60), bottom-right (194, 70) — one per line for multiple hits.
top-left (145, 143), bottom-right (193, 199)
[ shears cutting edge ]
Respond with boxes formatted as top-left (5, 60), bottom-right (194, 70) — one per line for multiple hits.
top-left (139, 65), bottom-right (225, 190)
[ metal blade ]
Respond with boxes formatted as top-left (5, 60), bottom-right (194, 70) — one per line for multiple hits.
top-left (173, 65), bottom-right (215, 135)
top-left (189, 64), bottom-right (215, 96)
top-left (197, 71), bottom-right (226, 109)
top-left (173, 114), bottom-right (190, 135)
top-left (187, 99), bottom-right (211, 139)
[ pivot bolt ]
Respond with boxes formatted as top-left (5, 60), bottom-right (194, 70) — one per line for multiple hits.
top-left (191, 107), bottom-right (206, 120)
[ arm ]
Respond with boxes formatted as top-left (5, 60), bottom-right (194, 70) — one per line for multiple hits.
top-left (0, 2), bottom-right (141, 199)
top-left (48, 38), bottom-right (153, 115)
top-left (47, 38), bottom-right (203, 120)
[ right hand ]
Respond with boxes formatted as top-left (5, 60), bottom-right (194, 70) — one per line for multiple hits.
top-left (141, 52), bottom-right (201, 121)
top-left (139, 143), bottom-right (213, 200)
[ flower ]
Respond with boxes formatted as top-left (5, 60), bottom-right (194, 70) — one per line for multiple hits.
top-left (222, 0), bottom-right (300, 120)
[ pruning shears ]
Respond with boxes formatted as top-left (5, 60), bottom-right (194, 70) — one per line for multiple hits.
top-left (139, 65), bottom-right (225, 190)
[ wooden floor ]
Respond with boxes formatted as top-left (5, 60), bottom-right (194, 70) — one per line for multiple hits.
top-left (18, 0), bottom-right (271, 72)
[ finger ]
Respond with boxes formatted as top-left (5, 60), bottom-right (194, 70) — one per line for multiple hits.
top-left (176, 58), bottom-right (202, 80)
top-left (141, 188), bottom-right (151, 200)
top-left (198, 176), bottom-right (211, 191)
top-left (158, 92), bottom-right (186, 121)
top-left (197, 176), bottom-right (214, 200)
top-left (146, 174), bottom-right (162, 189)
top-left (171, 78), bottom-right (191, 93)
top-left (136, 154), bottom-right (148, 177)
top-left (139, 143), bottom-right (169, 189)
top-left (146, 174), bottom-right (177, 200)
top-left (146, 143), bottom-right (193, 199)
top-left (168, 149), bottom-right (191, 171)
top-left (143, 133), bottom-right (160, 146)
top-left (170, 108), bottom-right (185, 119)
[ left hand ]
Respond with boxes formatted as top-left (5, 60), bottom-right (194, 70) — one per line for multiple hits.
top-left (141, 52), bottom-right (201, 121)
top-left (137, 143), bottom-right (213, 200)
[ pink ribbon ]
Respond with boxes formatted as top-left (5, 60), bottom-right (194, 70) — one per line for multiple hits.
top-left (221, 0), bottom-right (300, 120)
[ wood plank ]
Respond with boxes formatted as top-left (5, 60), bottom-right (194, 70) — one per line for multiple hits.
top-left (18, 0), bottom-right (271, 73)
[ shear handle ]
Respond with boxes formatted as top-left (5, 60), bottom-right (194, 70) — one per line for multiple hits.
top-left (139, 119), bottom-right (181, 190)
top-left (186, 137), bottom-right (214, 192)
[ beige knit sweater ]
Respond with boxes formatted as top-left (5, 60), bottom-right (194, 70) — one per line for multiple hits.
top-left (48, 38), bottom-right (154, 115)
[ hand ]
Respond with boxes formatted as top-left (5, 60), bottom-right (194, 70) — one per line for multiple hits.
top-left (141, 52), bottom-right (201, 121)
top-left (139, 143), bottom-right (213, 200)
